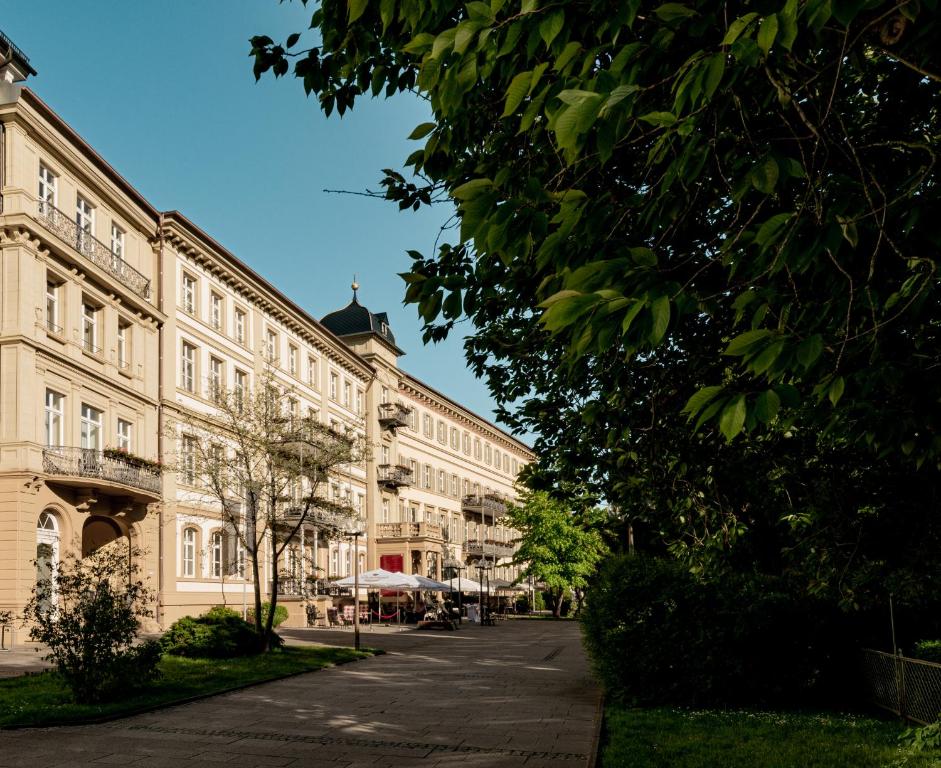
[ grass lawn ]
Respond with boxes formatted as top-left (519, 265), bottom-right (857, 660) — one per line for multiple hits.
top-left (0, 645), bottom-right (373, 729)
top-left (601, 705), bottom-right (940, 768)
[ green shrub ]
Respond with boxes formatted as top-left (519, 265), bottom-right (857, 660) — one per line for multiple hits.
top-left (23, 545), bottom-right (160, 704)
top-left (161, 607), bottom-right (268, 658)
top-left (912, 640), bottom-right (941, 664)
top-left (581, 554), bottom-right (848, 708)
top-left (247, 601), bottom-right (289, 629)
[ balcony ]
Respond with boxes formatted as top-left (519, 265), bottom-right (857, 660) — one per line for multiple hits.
top-left (462, 493), bottom-right (508, 518)
top-left (378, 401), bottom-right (411, 431)
top-left (281, 499), bottom-right (355, 531)
top-left (464, 540), bottom-right (515, 559)
top-left (35, 201), bottom-right (152, 301)
top-left (376, 522), bottom-right (443, 541)
top-left (377, 464), bottom-right (412, 490)
top-left (274, 418), bottom-right (351, 472)
top-left (42, 446), bottom-right (161, 500)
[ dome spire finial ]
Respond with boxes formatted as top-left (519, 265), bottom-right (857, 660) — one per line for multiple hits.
top-left (351, 274), bottom-right (360, 301)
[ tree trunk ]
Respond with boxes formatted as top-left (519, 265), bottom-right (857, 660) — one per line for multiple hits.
top-left (552, 587), bottom-right (564, 618)
top-left (265, 531), bottom-right (280, 650)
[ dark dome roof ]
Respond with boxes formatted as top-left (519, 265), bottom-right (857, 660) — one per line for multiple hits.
top-left (321, 296), bottom-right (398, 348)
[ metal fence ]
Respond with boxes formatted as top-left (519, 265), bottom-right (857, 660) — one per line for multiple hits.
top-left (861, 648), bottom-right (941, 725)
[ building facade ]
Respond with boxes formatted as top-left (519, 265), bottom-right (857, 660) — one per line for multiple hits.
top-left (0, 45), bottom-right (533, 641)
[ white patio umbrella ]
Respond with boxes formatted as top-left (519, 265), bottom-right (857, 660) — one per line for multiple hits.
top-left (331, 567), bottom-right (403, 588)
top-left (441, 576), bottom-right (483, 593)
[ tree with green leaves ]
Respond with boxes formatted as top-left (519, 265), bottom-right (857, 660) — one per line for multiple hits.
top-left (249, 1), bottom-right (941, 608)
top-left (504, 489), bottom-right (607, 617)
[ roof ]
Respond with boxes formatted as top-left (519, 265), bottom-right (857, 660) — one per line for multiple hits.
top-left (320, 294), bottom-right (404, 355)
top-left (0, 30), bottom-right (37, 77)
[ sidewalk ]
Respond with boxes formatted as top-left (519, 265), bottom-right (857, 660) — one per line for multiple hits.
top-left (0, 620), bottom-right (600, 767)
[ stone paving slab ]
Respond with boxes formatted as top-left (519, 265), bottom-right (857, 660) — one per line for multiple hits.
top-left (0, 621), bottom-right (599, 767)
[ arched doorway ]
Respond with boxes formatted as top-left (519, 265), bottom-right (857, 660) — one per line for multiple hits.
top-left (82, 516), bottom-right (123, 558)
top-left (36, 511), bottom-right (60, 613)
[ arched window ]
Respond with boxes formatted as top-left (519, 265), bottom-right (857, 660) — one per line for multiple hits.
top-left (344, 549), bottom-right (351, 577)
top-left (36, 512), bottom-right (60, 614)
top-left (358, 552), bottom-right (365, 575)
top-left (182, 528), bottom-right (197, 577)
top-left (210, 531), bottom-right (223, 578)
top-left (330, 548), bottom-right (339, 578)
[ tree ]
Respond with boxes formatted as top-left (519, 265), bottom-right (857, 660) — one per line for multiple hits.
top-left (23, 541), bottom-right (161, 704)
top-left (505, 489), bottom-right (607, 617)
top-left (250, 0), bottom-right (941, 466)
top-left (170, 367), bottom-right (363, 649)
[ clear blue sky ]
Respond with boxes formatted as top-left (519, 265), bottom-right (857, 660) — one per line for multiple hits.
top-left (3, 2), bottom-right (514, 431)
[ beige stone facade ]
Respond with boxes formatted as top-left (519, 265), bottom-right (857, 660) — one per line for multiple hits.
top-left (0, 57), bottom-right (533, 643)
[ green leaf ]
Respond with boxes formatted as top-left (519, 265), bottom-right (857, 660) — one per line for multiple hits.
top-left (621, 300), bottom-right (645, 334)
top-left (348, 0), bottom-right (368, 24)
top-left (540, 293), bottom-right (599, 333)
top-left (407, 122), bottom-right (436, 140)
top-left (778, 0), bottom-right (799, 49)
top-left (721, 12), bottom-right (758, 45)
top-left (639, 111), bottom-right (676, 127)
top-left (754, 389), bottom-right (781, 423)
top-left (719, 395), bottom-right (747, 441)
top-left (553, 41), bottom-right (582, 72)
top-left (539, 9), bottom-right (565, 48)
top-left (600, 84), bottom-right (640, 116)
top-left (451, 178), bottom-right (493, 200)
top-left (682, 385), bottom-right (724, 418)
top-left (502, 71), bottom-right (533, 117)
top-left (648, 295), bottom-right (671, 345)
top-left (754, 212), bottom-right (793, 249)
top-left (724, 329), bottom-right (772, 356)
top-left (521, 0), bottom-right (538, 13)
top-left (757, 14), bottom-right (779, 56)
top-left (828, 376), bottom-right (845, 406)
top-left (751, 156), bottom-right (779, 193)
top-left (796, 335), bottom-right (823, 367)
top-left (403, 33), bottom-right (435, 55)
top-left (538, 289), bottom-right (582, 309)
top-left (703, 53), bottom-right (726, 101)
top-left (840, 218), bottom-right (859, 248)
top-left (654, 3), bottom-right (697, 22)
top-left (750, 340), bottom-right (784, 374)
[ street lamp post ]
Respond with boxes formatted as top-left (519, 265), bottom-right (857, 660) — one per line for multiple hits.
top-left (443, 555), bottom-right (465, 625)
top-left (344, 519), bottom-right (365, 651)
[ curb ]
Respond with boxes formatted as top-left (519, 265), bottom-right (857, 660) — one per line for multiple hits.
top-left (1, 648), bottom-right (380, 731)
top-left (587, 691), bottom-right (605, 768)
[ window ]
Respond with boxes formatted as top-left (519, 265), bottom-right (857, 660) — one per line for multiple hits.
top-left (234, 308), bottom-right (246, 343)
top-left (512, 458), bottom-right (519, 475)
top-left (307, 356), bottom-right (318, 388)
top-left (381, 499), bottom-right (390, 523)
top-left (45, 275), bottom-right (62, 333)
top-left (343, 381), bottom-right (352, 408)
top-left (182, 273), bottom-right (197, 314)
top-left (80, 404), bottom-right (102, 450)
top-left (356, 388), bottom-right (364, 416)
top-left (423, 413), bottom-right (433, 438)
top-left (463, 432), bottom-right (471, 455)
top-left (331, 548), bottom-right (339, 577)
top-left (181, 342), bottom-right (196, 392)
top-left (329, 372), bottom-right (339, 400)
top-left (234, 369), bottom-right (247, 410)
top-left (504, 454), bottom-right (511, 473)
top-left (182, 528), bottom-right (197, 578)
top-left (180, 435), bottom-right (197, 485)
top-left (463, 478), bottom-right (470, 497)
top-left (344, 549), bottom-right (351, 577)
top-left (82, 302), bottom-right (99, 354)
top-left (485, 443), bottom-right (492, 463)
top-left (265, 329), bottom-right (278, 362)
top-left (381, 445), bottom-right (390, 465)
top-left (450, 474), bottom-right (458, 497)
top-left (288, 344), bottom-right (298, 376)
top-left (423, 464), bottom-right (432, 489)
top-left (110, 223), bottom-right (124, 269)
top-left (381, 386), bottom-right (389, 404)
top-left (494, 449), bottom-right (501, 469)
top-left (117, 419), bottom-right (132, 452)
top-left (210, 531), bottom-right (223, 578)
top-left (474, 438), bottom-right (482, 459)
top-left (117, 319), bottom-right (130, 369)
top-left (44, 390), bottom-right (64, 447)
top-left (38, 164), bottom-right (57, 211)
top-left (75, 195), bottom-right (94, 253)
top-left (209, 356), bottom-right (223, 401)
top-left (437, 420), bottom-right (446, 444)
top-left (450, 428), bottom-right (459, 450)
top-left (438, 470), bottom-right (446, 493)
top-left (210, 292), bottom-right (223, 331)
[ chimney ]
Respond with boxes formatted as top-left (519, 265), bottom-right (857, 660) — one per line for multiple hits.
top-left (0, 30), bottom-right (36, 83)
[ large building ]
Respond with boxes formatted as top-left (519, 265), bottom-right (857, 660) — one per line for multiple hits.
top-left (0, 37), bottom-right (533, 640)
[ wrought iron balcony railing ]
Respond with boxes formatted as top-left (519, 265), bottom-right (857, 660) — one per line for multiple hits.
top-left (377, 464), bottom-right (413, 488)
top-left (378, 401), bottom-right (412, 430)
top-left (464, 540), bottom-right (515, 559)
top-left (461, 493), bottom-right (508, 517)
top-left (35, 201), bottom-right (152, 301)
top-left (42, 446), bottom-right (162, 494)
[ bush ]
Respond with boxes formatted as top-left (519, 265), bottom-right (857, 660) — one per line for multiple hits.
top-left (913, 640), bottom-right (941, 664)
top-left (23, 544), bottom-right (160, 704)
top-left (247, 601), bottom-right (289, 629)
top-left (581, 554), bottom-right (849, 708)
top-left (161, 606), bottom-right (272, 658)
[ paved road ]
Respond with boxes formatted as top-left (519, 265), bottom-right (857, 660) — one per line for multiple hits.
top-left (0, 620), bottom-right (599, 767)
